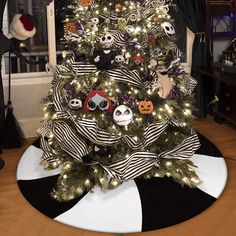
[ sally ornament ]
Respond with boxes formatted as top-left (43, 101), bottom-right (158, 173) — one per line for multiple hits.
top-left (84, 90), bottom-right (113, 112)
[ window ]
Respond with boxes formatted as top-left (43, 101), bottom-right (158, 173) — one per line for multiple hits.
top-left (2, 0), bottom-right (193, 77)
top-left (2, 0), bottom-right (57, 77)
top-left (169, 2), bottom-right (193, 71)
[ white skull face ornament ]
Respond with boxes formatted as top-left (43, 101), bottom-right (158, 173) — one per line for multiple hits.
top-left (100, 33), bottom-right (114, 48)
top-left (115, 55), bottom-right (125, 63)
top-left (113, 105), bottom-right (133, 126)
top-left (91, 17), bottom-right (99, 25)
top-left (90, 17), bottom-right (99, 31)
top-left (162, 22), bottom-right (175, 38)
top-left (68, 98), bottom-right (83, 110)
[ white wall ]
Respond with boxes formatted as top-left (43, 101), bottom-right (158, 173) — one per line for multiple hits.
top-left (3, 76), bottom-right (52, 138)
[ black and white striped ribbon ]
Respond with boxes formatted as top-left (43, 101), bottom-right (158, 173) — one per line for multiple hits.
top-left (38, 117), bottom-right (200, 180)
top-left (67, 113), bottom-right (121, 146)
top-left (159, 132), bottom-right (200, 160)
top-left (102, 152), bottom-right (160, 180)
top-left (184, 74), bottom-right (198, 94)
top-left (53, 82), bottom-right (69, 119)
top-left (122, 121), bottom-right (168, 150)
top-left (102, 132), bottom-right (200, 180)
top-left (109, 30), bottom-right (126, 47)
top-left (37, 122), bottom-right (58, 163)
top-left (72, 62), bottom-right (98, 75)
top-left (51, 120), bottom-right (90, 162)
top-left (43, 79), bottom-right (201, 179)
top-left (99, 13), bottom-right (119, 21)
top-left (106, 69), bottom-right (147, 88)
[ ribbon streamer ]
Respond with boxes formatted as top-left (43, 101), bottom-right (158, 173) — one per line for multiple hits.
top-left (184, 74), bottom-right (198, 94)
top-left (38, 122), bottom-right (59, 163)
top-left (72, 62), bottom-right (98, 75)
top-left (101, 132), bottom-right (199, 180)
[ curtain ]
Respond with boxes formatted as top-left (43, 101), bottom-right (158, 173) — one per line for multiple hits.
top-left (0, 0), bottom-right (7, 131)
top-left (176, 0), bottom-right (213, 117)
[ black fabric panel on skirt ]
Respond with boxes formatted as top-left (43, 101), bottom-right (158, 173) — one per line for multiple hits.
top-left (135, 177), bottom-right (216, 231)
top-left (17, 175), bottom-right (87, 218)
top-left (32, 139), bottom-right (41, 149)
top-left (196, 133), bottom-right (222, 157)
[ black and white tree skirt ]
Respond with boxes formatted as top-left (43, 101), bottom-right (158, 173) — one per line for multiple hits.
top-left (17, 134), bottom-right (227, 233)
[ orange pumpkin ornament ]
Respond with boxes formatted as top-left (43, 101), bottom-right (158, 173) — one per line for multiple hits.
top-left (115, 3), bottom-right (123, 11)
top-left (138, 100), bottom-right (154, 115)
top-left (148, 35), bottom-right (156, 46)
top-left (65, 21), bottom-right (77, 33)
top-left (79, 0), bottom-right (93, 7)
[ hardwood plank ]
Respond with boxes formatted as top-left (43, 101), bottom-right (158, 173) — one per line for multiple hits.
top-left (0, 119), bottom-right (236, 236)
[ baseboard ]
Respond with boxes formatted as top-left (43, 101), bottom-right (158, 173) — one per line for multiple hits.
top-left (19, 117), bottom-right (44, 138)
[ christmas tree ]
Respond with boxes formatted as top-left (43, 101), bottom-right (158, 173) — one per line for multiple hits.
top-left (38, 0), bottom-right (201, 202)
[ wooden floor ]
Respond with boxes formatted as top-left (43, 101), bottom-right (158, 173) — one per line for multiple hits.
top-left (0, 118), bottom-right (236, 236)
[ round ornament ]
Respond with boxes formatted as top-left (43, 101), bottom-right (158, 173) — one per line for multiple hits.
top-left (113, 105), bottom-right (133, 126)
top-left (126, 25), bottom-right (134, 35)
top-left (68, 98), bottom-right (83, 110)
top-left (138, 100), bottom-right (154, 115)
top-left (115, 55), bottom-right (125, 63)
top-left (115, 3), bottom-right (123, 11)
top-left (64, 84), bottom-right (76, 97)
top-left (118, 18), bottom-right (127, 31)
top-left (79, 0), bottom-right (93, 7)
top-left (162, 22), bottom-right (175, 38)
top-left (149, 59), bottom-right (158, 67)
top-left (84, 90), bottom-right (113, 112)
top-left (148, 35), bottom-right (156, 46)
top-left (133, 54), bottom-right (144, 65)
top-left (65, 21), bottom-right (77, 33)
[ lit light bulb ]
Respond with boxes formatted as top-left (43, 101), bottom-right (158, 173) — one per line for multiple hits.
top-left (154, 173), bottom-right (160, 177)
top-left (84, 179), bottom-right (91, 187)
top-left (166, 161), bottom-right (172, 167)
top-left (63, 174), bottom-right (68, 179)
top-left (65, 163), bottom-right (71, 170)
top-left (111, 179), bottom-right (119, 187)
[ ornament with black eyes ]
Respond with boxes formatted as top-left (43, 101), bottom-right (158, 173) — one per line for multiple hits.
top-left (100, 32), bottom-right (114, 48)
top-left (84, 90), bottom-right (113, 113)
top-left (68, 98), bottom-right (83, 110)
top-left (161, 22), bottom-right (175, 39)
top-left (113, 105), bottom-right (133, 126)
top-left (90, 17), bottom-right (99, 32)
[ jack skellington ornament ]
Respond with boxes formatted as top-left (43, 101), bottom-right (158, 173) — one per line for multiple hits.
top-left (100, 32), bottom-right (114, 48)
top-left (84, 90), bottom-right (113, 112)
top-left (162, 22), bottom-right (175, 38)
top-left (68, 98), bottom-right (83, 110)
top-left (113, 105), bottom-right (133, 126)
